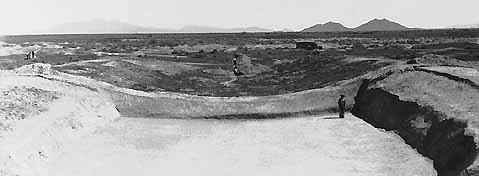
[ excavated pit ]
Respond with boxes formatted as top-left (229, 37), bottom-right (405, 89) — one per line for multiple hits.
top-left (106, 82), bottom-right (359, 119)
top-left (0, 64), bottom-right (438, 176)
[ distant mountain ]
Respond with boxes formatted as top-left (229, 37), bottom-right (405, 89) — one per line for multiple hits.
top-left (277, 28), bottom-right (295, 32)
top-left (44, 19), bottom-right (174, 34)
top-left (178, 25), bottom-right (272, 33)
top-left (42, 19), bottom-right (273, 34)
top-left (302, 22), bottom-right (351, 32)
top-left (302, 18), bottom-right (411, 32)
top-left (355, 19), bottom-right (409, 31)
top-left (446, 23), bottom-right (479, 29)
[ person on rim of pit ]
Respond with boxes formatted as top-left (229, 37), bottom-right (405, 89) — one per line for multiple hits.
top-left (232, 55), bottom-right (238, 65)
top-left (338, 95), bottom-right (346, 118)
top-left (233, 65), bottom-right (240, 76)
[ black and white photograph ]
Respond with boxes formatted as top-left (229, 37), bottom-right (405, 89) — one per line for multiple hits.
top-left (0, 0), bottom-right (478, 175)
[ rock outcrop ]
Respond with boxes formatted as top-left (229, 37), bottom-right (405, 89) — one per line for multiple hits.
top-left (352, 66), bottom-right (479, 176)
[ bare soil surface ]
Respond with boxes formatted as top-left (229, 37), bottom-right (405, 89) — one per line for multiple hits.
top-left (0, 86), bottom-right (58, 130)
top-left (50, 50), bottom-right (391, 96)
top-left (352, 65), bottom-right (479, 175)
top-left (422, 66), bottom-right (479, 85)
top-left (1, 32), bottom-right (478, 175)
top-left (3, 32), bottom-right (479, 97)
top-left (0, 69), bottom-right (119, 176)
top-left (49, 114), bottom-right (436, 176)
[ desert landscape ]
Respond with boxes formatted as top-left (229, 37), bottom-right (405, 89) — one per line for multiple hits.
top-left (1, 14), bottom-right (479, 176)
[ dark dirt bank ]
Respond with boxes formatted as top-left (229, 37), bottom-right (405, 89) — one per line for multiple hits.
top-left (352, 66), bottom-right (479, 176)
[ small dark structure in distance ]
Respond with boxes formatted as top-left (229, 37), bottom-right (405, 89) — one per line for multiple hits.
top-left (296, 42), bottom-right (318, 50)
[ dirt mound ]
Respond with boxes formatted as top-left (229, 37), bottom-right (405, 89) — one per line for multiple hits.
top-left (236, 55), bottom-right (271, 75)
top-left (13, 63), bottom-right (59, 75)
top-left (420, 66), bottom-right (479, 85)
top-left (407, 54), bottom-right (470, 67)
top-left (0, 69), bottom-right (120, 176)
top-left (352, 66), bottom-right (479, 176)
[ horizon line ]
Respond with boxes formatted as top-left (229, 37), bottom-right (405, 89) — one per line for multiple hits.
top-left (4, 28), bottom-right (479, 37)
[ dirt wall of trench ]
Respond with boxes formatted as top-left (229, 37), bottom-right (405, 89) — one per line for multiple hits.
top-left (352, 72), bottom-right (479, 176)
top-left (107, 81), bottom-right (359, 119)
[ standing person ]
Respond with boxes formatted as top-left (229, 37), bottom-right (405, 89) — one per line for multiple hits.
top-left (338, 95), bottom-right (346, 118)
top-left (233, 65), bottom-right (239, 75)
top-left (232, 54), bottom-right (240, 76)
top-left (232, 56), bottom-right (237, 65)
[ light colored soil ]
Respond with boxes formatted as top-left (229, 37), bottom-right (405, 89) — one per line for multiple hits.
top-left (422, 66), bottom-right (479, 85)
top-left (0, 66), bottom-right (120, 176)
top-left (377, 71), bottom-right (479, 121)
top-left (49, 114), bottom-right (436, 176)
top-left (58, 57), bottom-right (200, 76)
top-left (0, 64), bottom-right (437, 176)
top-left (373, 69), bottom-right (479, 150)
top-left (343, 56), bottom-right (403, 64)
top-left (0, 86), bottom-right (58, 134)
top-left (238, 55), bottom-right (272, 75)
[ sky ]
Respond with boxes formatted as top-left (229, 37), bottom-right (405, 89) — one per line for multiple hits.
top-left (0, 0), bottom-right (478, 34)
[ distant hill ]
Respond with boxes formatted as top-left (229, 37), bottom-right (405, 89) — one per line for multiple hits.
top-left (42, 19), bottom-right (273, 34)
top-left (274, 28), bottom-right (295, 32)
top-left (44, 19), bottom-right (174, 34)
top-left (302, 22), bottom-right (351, 32)
top-left (355, 19), bottom-right (409, 31)
top-left (446, 23), bottom-right (479, 29)
top-left (178, 25), bottom-right (272, 33)
top-left (302, 18), bottom-right (411, 32)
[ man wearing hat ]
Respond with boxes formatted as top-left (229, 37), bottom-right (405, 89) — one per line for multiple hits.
top-left (338, 95), bottom-right (346, 118)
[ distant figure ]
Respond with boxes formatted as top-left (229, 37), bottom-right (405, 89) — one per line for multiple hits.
top-left (232, 55), bottom-right (241, 76)
top-left (233, 65), bottom-right (239, 75)
top-left (232, 56), bottom-right (237, 65)
top-left (338, 95), bottom-right (346, 118)
top-left (31, 51), bottom-right (35, 59)
top-left (233, 65), bottom-right (243, 76)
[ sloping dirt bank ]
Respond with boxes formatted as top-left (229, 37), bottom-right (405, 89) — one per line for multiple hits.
top-left (10, 63), bottom-right (362, 119)
top-left (0, 65), bottom-right (120, 176)
top-left (107, 84), bottom-right (358, 119)
top-left (352, 66), bottom-right (479, 176)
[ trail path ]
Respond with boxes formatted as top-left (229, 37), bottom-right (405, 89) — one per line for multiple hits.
top-left (221, 75), bottom-right (237, 86)
top-left (49, 114), bottom-right (436, 176)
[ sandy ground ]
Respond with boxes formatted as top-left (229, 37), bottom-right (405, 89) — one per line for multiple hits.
top-left (49, 114), bottom-right (436, 176)
top-left (0, 66), bottom-right (119, 176)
